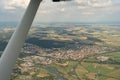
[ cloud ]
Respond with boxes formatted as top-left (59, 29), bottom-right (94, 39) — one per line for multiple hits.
top-left (0, 0), bottom-right (120, 22)
top-left (73, 0), bottom-right (113, 8)
top-left (2, 0), bottom-right (29, 10)
top-left (90, 0), bottom-right (112, 8)
top-left (82, 11), bottom-right (95, 15)
top-left (0, 0), bottom-right (116, 12)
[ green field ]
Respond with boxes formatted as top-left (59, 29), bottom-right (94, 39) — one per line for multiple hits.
top-left (0, 24), bottom-right (120, 80)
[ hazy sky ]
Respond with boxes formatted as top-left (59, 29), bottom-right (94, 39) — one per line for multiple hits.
top-left (0, 0), bottom-right (120, 23)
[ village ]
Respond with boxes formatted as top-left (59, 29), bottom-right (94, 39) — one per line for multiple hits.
top-left (20, 43), bottom-right (112, 66)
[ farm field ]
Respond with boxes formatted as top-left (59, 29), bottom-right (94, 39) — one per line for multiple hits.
top-left (0, 24), bottom-right (120, 80)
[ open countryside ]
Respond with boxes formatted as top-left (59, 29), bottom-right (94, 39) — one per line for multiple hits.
top-left (0, 23), bottom-right (120, 80)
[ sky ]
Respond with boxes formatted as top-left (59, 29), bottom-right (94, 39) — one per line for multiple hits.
top-left (0, 0), bottom-right (120, 23)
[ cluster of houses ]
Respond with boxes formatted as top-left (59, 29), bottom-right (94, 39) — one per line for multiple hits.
top-left (20, 43), bottom-right (111, 64)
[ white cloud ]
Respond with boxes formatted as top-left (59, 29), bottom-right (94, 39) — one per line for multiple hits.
top-left (60, 8), bottom-right (65, 12)
top-left (74, 0), bottom-right (113, 8)
top-left (0, 0), bottom-right (120, 22)
top-left (3, 0), bottom-right (29, 10)
top-left (82, 11), bottom-right (95, 15)
top-left (0, 0), bottom-right (115, 12)
top-left (90, 0), bottom-right (112, 8)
